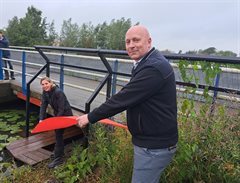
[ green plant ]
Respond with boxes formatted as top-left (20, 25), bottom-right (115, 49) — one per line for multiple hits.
top-left (161, 104), bottom-right (240, 183)
top-left (0, 110), bottom-right (37, 153)
top-left (54, 124), bottom-right (132, 183)
top-left (54, 143), bottom-right (97, 183)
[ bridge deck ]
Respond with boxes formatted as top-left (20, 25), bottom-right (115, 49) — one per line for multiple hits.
top-left (6, 126), bottom-right (83, 165)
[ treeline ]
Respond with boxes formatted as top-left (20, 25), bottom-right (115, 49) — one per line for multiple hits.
top-left (1, 6), bottom-right (238, 56)
top-left (3, 6), bottom-right (135, 50)
top-left (162, 47), bottom-right (237, 57)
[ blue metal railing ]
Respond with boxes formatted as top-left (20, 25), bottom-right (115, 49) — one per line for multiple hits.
top-left (0, 50), bottom-right (3, 80)
top-left (21, 51), bottom-right (26, 95)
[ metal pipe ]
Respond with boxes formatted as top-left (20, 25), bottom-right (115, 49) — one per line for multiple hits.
top-left (0, 50), bottom-right (3, 80)
top-left (21, 51), bottom-right (26, 95)
top-left (60, 54), bottom-right (64, 90)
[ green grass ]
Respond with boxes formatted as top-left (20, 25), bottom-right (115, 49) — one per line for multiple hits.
top-left (0, 103), bottom-right (239, 183)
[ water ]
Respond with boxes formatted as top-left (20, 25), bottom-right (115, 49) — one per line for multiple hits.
top-left (0, 99), bottom-right (39, 163)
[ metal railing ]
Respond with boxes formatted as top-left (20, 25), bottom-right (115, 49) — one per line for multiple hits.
top-left (0, 46), bottom-right (240, 137)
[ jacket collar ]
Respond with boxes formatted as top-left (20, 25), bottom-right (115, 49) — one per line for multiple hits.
top-left (132, 47), bottom-right (156, 75)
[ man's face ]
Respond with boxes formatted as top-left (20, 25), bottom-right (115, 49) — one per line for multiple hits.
top-left (0, 33), bottom-right (3, 40)
top-left (41, 80), bottom-right (52, 92)
top-left (125, 27), bottom-right (151, 61)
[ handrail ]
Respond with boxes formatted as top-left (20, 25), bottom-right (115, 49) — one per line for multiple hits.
top-left (26, 64), bottom-right (48, 137)
top-left (1, 46), bottom-right (240, 138)
top-left (0, 50), bottom-right (3, 80)
top-left (34, 46), bottom-right (119, 114)
top-left (164, 53), bottom-right (240, 64)
top-left (34, 45), bottom-right (127, 56)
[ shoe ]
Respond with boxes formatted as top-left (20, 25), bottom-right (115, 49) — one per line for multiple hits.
top-left (11, 77), bottom-right (15, 80)
top-left (48, 157), bottom-right (63, 169)
top-left (4, 78), bottom-right (9, 80)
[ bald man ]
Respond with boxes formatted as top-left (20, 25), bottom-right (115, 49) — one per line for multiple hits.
top-left (77, 25), bottom-right (178, 183)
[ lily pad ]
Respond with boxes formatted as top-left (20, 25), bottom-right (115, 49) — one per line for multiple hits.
top-left (0, 135), bottom-right (9, 141)
top-left (7, 136), bottom-right (22, 143)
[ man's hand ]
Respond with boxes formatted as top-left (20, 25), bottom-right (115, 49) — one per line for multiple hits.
top-left (76, 114), bottom-right (89, 128)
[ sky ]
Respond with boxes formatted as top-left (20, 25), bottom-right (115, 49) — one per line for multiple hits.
top-left (0, 0), bottom-right (239, 55)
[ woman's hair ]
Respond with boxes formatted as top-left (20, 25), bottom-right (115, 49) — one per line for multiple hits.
top-left (40, 76), bottom-right (56, 88)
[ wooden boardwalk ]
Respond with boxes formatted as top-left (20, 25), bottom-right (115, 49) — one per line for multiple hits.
top-left (6, 126), bottom-right (83, 165)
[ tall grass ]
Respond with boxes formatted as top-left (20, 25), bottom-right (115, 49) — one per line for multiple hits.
top-left (54, 101), bottom-right (239, 183)
top-left (161, 103), bottom-right (239, 183)
top-left (54, 125), bottom-right (133, 183)
top-left (1, 102), bottom-right (239, 182)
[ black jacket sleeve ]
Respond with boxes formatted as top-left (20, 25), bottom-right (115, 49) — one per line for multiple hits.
top-left (55, 90), bottom-right (66, 116)
top-left (88, 66), bottom-right (164, 123)
top-left (39, 93), bottom-right (48, 120)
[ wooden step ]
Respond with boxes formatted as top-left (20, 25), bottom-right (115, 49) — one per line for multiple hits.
top-left (6, 126), bottom-right (83, 165)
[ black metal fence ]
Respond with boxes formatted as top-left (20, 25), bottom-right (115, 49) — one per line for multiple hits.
top-left (1, 46), bottom-right (240, 137)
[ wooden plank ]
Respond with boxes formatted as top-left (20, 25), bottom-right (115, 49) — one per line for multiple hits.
top-left (13, 148), bottom-right (51, 165)
top-left (25, 151), bottom-right (45, 162)
top-left (32, 152), bottom-right (49, 161)
top-left (7, 126), bottom-right (82, 150)
top-left (8, 138), bottom-right (54, 156)
top-left (10, 135), bottom-right (59, 156)
top-left (8, 126), bottom-right (82, 156)
top-left (15, 154), bottom-right (37, 165)
top-left (7, 131), bottom-right (54, 150)
top-left (7, 124), bottom-right (83, 165)
top-left (37, 148), bottom-right (52, 156)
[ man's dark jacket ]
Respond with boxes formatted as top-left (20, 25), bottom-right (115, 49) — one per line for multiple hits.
top-left (88, 48), bottom-right (178, 149)
top-left (39, 86), bottom-right (73, 120)
top-left (0, 36), bottom-right (11, 57)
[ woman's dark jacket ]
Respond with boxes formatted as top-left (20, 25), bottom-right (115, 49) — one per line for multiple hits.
top-left (39, 86), bottom-right (73, 120)
top-left (88, 48), bottom-right (178, 149)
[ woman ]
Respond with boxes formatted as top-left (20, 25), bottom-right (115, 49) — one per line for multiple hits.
top-left (39, 77), bottom-right (73, 168)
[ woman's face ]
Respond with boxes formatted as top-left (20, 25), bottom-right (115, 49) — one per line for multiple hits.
top-left (41, 80), bottom-right (52, 92)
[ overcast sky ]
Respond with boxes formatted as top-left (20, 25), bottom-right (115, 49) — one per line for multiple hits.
top-left (0, 0), bottom-right (239, 55)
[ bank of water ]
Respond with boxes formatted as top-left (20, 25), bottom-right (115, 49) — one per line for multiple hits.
top-left (0, 100), bottom-right (39, 164)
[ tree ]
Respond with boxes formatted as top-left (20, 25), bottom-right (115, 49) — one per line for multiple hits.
top-left (5, 16), bottom-right (21, 46)
top-left (46, 21), bottom-right (58, 46)
top-left (216, 50), bottom-right (237, 57)
top-left (199, 47), bottom-right (217, 55)
top-left (185, 50), bottom-right (198, 55)
top-left (94, 22), bottom-right (108, 49)
top-left (6, 6), bottom-right (48, 46)
top-left (106, 18), bottom-right (132, 50)
top-left (60, 18), bottom-right (79, 47)
top-left (78, 22), bottom-right (95, 48)
top-left (59, 17), bottom-right (134, 50)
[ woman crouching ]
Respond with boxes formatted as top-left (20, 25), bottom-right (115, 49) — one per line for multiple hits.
top-left (39, 77), bottom-right (73, 168)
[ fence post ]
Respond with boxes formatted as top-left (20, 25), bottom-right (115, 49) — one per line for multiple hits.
top-left (0, 50), bottom-right (3, 80)
top-left (210, 73), bottom-right (220, 114)
top-left (60, 54), bottom-right (64, 91)
top-left (22, 51), bottom-right (26, 95)
top-left (111, 59), bottom-right (118, 96)
top-left (25, 84), bottom-right (30, 137)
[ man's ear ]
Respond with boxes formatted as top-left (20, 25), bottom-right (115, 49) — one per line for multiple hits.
top-left (148, 37), bottom-right (152, 48)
